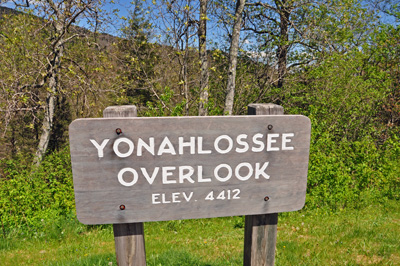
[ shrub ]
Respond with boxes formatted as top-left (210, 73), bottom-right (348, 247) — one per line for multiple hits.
top-left (306, 134), bottom-right (400, 210)
top-left (0, 146), bottom-right (75, 235)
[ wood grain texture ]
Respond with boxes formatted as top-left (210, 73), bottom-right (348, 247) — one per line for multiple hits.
top-left (104, 106), bottom-right (146, 266)
top-left (104, 105), bottom-right (137, 118)
top-left (243, 103), bottom-right (284, 266)
top-left (69, 113), bottom-right (311, 224)
top-left (244, 214), bottom-right (278, 266)
top-left (113, 223), bottom-right (146, 266)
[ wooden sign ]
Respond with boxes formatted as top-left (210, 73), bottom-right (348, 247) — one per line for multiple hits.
top-left (69, 115), bottom-right (311, 224)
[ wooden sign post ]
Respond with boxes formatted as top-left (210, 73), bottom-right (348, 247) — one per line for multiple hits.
top-left (244, 103), bottom-right (283, 266)
top-left (69, 104), bottom-right (311, 266)
top-left (103, 106), bottom-right (146, 266)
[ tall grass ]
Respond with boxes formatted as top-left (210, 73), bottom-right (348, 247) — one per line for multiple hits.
top-left (1, 199), bottom-right (399, 265)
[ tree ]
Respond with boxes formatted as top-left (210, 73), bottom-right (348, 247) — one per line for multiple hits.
top-left (369, 24), bottom-right (400, 134)
top-left (223, 0), bottom-right (246, 115)
top-left (115, 0), bottom-right (156, 106)
top-left (243, 0), bottom-right (319, 92)
top-left (149, 0), bottom-right (200, 115)
top-left (1, 1), bottom-right (109, 165)
top-left (121, 0), bottom-right (151, 41)
top-left (0, 12), bottom-right (46, 158)
top-left (240, 0), bottom-right (380, 109)
top-left (198, 0), bottom-right (209, 116)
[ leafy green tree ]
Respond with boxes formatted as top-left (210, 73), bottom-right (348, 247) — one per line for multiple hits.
top-left (0, 12), bottom-right (49, 158)
top-left (149, 0), bottom-right (200, 115)
top-left (121, 0), bottom-right (152, 41)
top-left (3, 0), bottom-right (107, 166)
top-left (0, 1), bottom-right (118, 164)
top-left (368, 24), bottom-right (400, 133)
top-left (242, 0), bottom-right (378, 104)
top-left (115, 0), bottom-right (157, 106)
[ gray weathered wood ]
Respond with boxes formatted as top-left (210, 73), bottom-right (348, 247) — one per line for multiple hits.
top-left (113, 223), bottom-right (146, 266)
top-left (244, 214), bottom-right (278, 266)
top-left (244, 103), bottom-right (283, 266)
top-left (69, 114), bottom-right (311, 224)
top-left (104, 105), bottom-right (146, 266)
top-left (247, 103), bottom-right (284, 116)
top-left (104, 105), bottom-right (137, 118)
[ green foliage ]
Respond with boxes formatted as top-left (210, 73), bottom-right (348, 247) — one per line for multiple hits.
top-left (294, 49), bottom-right (389, 141)
top-left (0, 147), bottom-right (74, 234)
top-left (0, 10), bottom-right (120, 160)
top-left (0, 1), bottom-right (399, 250)
top-left (281, 44), bottom-right (400, 211)
top-left (142, 87), bottom-right (187, 117)
top-left (306, 134), bottom-right (400, 210)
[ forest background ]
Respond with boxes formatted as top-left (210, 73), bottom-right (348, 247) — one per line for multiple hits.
top-left (0, 0), bottom-right (399, 264)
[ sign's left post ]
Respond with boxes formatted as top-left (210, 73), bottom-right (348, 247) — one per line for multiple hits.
top-left (103, 105), bottom-right (146, 266)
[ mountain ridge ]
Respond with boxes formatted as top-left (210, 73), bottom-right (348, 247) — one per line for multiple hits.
top-left (0, 5), bottom-right (116, 49)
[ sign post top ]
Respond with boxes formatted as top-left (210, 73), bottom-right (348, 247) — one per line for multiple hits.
top-left (103, 105), bottom-right (137, 118)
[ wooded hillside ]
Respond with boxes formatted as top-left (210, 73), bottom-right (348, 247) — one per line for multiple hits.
top-left (0, 0), bottom-right (399, 231)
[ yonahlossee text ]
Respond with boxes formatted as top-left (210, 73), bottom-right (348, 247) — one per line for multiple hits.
top-left (89, 133), bottom-right (295, 187)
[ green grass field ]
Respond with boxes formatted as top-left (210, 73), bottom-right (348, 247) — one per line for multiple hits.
top-left (1, 200), bottom-right (399, 265)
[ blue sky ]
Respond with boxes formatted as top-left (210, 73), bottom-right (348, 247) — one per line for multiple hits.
top-left (1, 0), bottom-right (398, 41)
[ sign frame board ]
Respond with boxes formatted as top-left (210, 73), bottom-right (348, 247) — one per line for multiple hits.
top-left (69, 115), bottom-right (311, 225)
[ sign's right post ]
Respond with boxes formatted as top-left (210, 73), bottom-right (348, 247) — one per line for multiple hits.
top-left (244, 103), bottom-right (284, 266)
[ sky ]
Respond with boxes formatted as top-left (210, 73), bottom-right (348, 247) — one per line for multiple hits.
top-left (1, 0), bottom-right (398, 44)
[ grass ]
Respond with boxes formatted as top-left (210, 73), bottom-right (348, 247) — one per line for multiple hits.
top-left (0, 200), bottom-right (399, 265)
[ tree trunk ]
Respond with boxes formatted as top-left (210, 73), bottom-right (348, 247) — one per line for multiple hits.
top-left (276, 0), bottom-right (290, 89)
top-left (183, 0), bottom-right (191, 115)
top-left (184, 38), bottom-right (189, 115)
top-left (33, 92), bottom-right (56, 167)
top-left (224, 0), bottom-right (246, 116)
top-left (198, 0), bottom-right (209, 116)
top-left (33, 29), bottom-right (64, 166)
